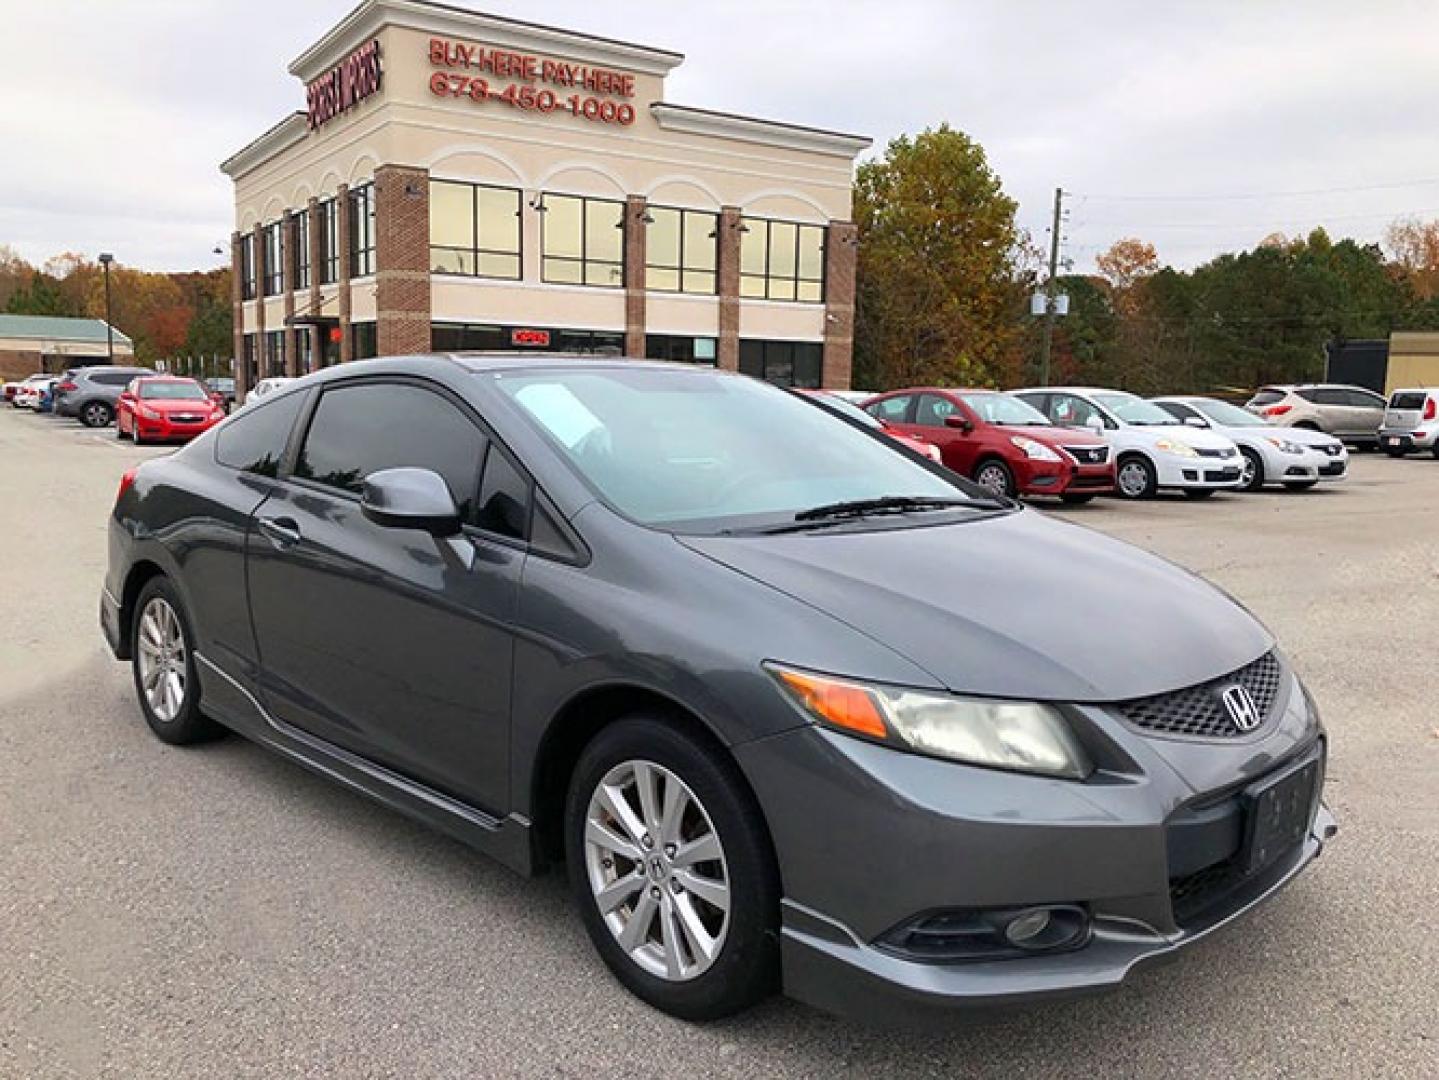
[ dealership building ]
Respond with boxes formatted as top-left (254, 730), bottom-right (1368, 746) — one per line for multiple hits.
top-left (0, 314), bottom-right (134, 381)
top-left (220, 0), bottom-right (870, 398)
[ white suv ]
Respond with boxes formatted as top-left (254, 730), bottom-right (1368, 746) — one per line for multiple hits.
top-left (1013, 387), bottom-right (1243, 499)
top-left (1378, 388), bottom-right (1439, 458)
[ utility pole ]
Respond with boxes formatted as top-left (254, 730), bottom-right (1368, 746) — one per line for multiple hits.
top-left (98, 252), bottom-right (115, 364)
top-left (1037, 187), bottom-right (1064, 386)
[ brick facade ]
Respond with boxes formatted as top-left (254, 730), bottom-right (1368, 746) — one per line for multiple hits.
top-left (374, 165), bottom-right (432, 356)
top-left (623, 195), bottom-right (648, 357)
top-left (306, 196), bottom-right (322, 369)
top-left (716, 206), bottom-right (742, 372)
top-left (252, 222), bottom-right (266, 378)
top-left (337, 182), bottom-right (353, 364)
top-left (281, 211), bottom-right (298, 376)
top-left (231, 230), bottom-right (247, 399)
top-left (822, 220), bottom-right (858, 390)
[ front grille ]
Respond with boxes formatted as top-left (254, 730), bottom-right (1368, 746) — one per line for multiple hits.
top-left (1064, 445), bottom-right (1109, 465)
top-left (1204, 468), bottom-right (1240, 482)
top-left (1169, 857), bottom-right (1244, 924)
top-left (170, 414), bottom-right (204, 423)
top-left (1115, 652), bottom-right (1284, 739)
top-left (1194, 447), bottom-right (1236, 459)
top-left (1320, 461), bottom-right (1346, 476)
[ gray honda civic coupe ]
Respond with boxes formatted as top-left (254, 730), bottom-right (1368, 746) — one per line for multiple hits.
top-left (101, 355), bottom-right (1336, 1023)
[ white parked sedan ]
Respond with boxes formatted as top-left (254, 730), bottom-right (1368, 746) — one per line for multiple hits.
top-left (242, 377), bottom-right (296, 406)
top-left (1012, 387), bottom-right (1244, 499)
top-left (1153, 396), bottom-right (1347, 491)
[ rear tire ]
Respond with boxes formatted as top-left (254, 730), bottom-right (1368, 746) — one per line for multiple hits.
top-left (1431, 445), bottom-right (1439, 460)
top-left (1115, 455), bottom-right (1157, 499)
top-left (130, 578), bottom-right (223, 746)
top-left (80, 401), bottom-right (113, 428)
top-left (972, 458), bottom-right (1016, 499)
top-left (566, 717), bottom-right (779, 1021)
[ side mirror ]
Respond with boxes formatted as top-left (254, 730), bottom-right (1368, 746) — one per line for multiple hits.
top-left (943, 414), bottom-right (973, 431)
top-left (361, 467), bottom-right (461, 537)
top-left (1084, 415), bottom-right (1105, 433)
top-left (1184, 416), bottom-right (1208, 429)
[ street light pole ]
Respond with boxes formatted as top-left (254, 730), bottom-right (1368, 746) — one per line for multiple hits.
top-left (98, 252), bottom-right (115, 364)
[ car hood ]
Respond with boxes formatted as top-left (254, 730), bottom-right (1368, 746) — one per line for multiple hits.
top-left (680, 510), bottom-right (1271, 702)
top-left (1005, 424), bottom-right (1103, 447)
top-left (1125, 425), bottom-right (1236, 451)
top-left (1270, 426), bottom-right (1342, 450)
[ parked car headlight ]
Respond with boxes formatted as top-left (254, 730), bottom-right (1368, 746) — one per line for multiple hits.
top-left (1154, 439), bottom-right (1198, 458)
top-left (767, 665), bottom-right (1092, 779)
top-left (1009, 435), bottom-right (1062, 462)
top-left (137, 405), bottom-right (161, 421)
top-left (1264, 436), bottom-right (1305, 454)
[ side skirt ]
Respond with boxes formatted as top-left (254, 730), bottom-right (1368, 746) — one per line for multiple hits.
top-left (195, 652), bottom-right (535, 876)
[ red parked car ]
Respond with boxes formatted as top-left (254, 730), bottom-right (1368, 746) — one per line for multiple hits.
top-left (792, 389), bottom-right (943, 462)
top-left (116, 376), bottom-right (228, 445)
top-left (864, 388), bottom-right (1116, 501)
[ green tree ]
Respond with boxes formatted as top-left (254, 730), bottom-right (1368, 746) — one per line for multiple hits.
top-left (853, 124), bottom-right (1030, 390)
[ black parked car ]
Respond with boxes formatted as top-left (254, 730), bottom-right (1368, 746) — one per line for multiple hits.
top-left (204, 377), bottom-right (236, 413)
top-left (101, 356), bottom-right (1335, 1023)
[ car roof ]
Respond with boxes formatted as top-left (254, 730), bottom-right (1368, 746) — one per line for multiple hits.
top-left (1013, 386), bottom-right (1132, 396)
top-left (446, 352), bottom-right (710, 376)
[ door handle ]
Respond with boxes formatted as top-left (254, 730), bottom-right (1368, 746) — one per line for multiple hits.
top-left (258, 515), bottom-right (302, 547)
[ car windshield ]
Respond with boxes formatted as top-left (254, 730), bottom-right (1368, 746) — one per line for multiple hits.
top-left (140, 381), bottom-right (207, 401)
top-left (958, 392), bottom-right (1051, 425)
top-left (802, 392), bottom-right (883, 429)
top-left (1191, 399), bottom-right (1268, 427)
top-left (498, 368), bottom-right (980, 531)
top-left (1093, 393), bottom-right (1180, 426)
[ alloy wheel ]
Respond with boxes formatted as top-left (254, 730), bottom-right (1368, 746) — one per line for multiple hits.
top-left (583, 760), bottom-right (730, 982)
top-left (1118, 460), bottom-right (1150, 498)
top-left (136, 597), bottom-right (187, 723)
top-left (975, 463), bottom-right (1012, 497)
top-left (1241, 455), bottom-right (1257, 488)
top-left (83, 403), bottom-right (109, 427)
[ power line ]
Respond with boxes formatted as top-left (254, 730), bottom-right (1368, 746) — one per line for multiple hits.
top-left (1074, 205), bottom-right (1439, 231)
top-left (1073, 176), bottom-right (1439, 203)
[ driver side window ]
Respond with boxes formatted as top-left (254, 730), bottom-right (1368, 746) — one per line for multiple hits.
top-left (914, 394), bottom-right (960, 427)
top-left (866, 394), bottom-right (912, 423)
top-left (1051, 394), bottom-right (1102, 428)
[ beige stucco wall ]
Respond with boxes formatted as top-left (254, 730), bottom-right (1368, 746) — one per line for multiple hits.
top-left (1386, 332), bottom-right (1439, 392)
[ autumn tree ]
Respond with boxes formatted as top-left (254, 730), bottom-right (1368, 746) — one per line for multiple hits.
top-left (1385, 218), bottom-right (1439, 300)
top-left (853, 124), bottom-right (1030, 390)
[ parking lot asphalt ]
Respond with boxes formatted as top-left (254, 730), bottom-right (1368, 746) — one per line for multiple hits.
top-left (1, 405), bottom-right (1435, 1079)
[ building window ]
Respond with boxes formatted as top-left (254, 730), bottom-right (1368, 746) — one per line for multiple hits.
top-left (432, 322), bottom-right (623, 354)
top-left (645, 207), bottom-right (717, 294)
top-left (297, 327), bottom-right (314, 373)
top-left (239, 235), bottom-right (256, 300)
top-left (429, 180), bottom-right (521, 279)
top-left (738, 339), bottom-right (823, 387)
top-left (352, 322), bottom-right (377, 360)
top-left (349, 183), bottom-right (375, 278)
top-left (261, 221), bottom-right (283, 296)
top-left (317, 198), bottom-right (338, 284)
top-left (293, 210), bottom-right (310, 291)
top-left (645, 334), bottom-right (717, 365)
top-left (264, 330), bottom-right (285, 377)
top-left (241, 332), bottom-right (257, 382)
top-left (541, 194), bottom-right (624, 287)
top-left (740, 219), bottom-right (825, 303)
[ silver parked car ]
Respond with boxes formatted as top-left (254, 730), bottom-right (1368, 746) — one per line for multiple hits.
top-left (54, 365), bottom-right (153, 427)
top-left (1377, 388), bottom-right (1439, 458)
top-left (1244, 384), bottom-right (1385, 448)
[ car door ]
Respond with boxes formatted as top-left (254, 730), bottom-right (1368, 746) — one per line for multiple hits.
top-left (1344, 388), bottom-right (1385, 437)
top-left (244, 377), bottom-right (525, 812)
top-left (912, 392), bottom-right (976, 473)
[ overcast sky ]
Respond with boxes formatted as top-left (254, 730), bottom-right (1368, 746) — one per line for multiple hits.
top-left (4, 0), bottom-right (1439, 274)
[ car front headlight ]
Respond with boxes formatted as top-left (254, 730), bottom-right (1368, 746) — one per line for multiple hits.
top-left (1264, 436), bottom-right (1305, 455)
top-left (1009, 435), bottom-right (1062, 462)
top-left (1154, 438), bottom-right (1198, 458)
top-left (767, 665), bottom-right (1092, 779)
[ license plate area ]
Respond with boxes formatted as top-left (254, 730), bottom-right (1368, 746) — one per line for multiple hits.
top-left (1241, 758), bottom-right (1319, 874)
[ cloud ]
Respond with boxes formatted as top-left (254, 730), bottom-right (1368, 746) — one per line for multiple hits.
top-left (3, 0), bottom-right (1438, 271)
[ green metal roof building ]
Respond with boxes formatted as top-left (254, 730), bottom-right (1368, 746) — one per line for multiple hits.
top-left (0, 314), bottom-right (135, 379)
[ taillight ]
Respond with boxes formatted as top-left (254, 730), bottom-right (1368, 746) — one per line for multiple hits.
top-left (1425, 398), bottom-right (1436, 421)
top-left (116, 467), bottom-right (138, 504)
top-left (58, 381), bottom-right (77, 393)
top-left (1263, 404), bottom-right (1293, 417)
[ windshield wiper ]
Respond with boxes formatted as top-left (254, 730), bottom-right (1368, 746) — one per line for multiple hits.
top-left (793, 495), bottom-right (1002, 522)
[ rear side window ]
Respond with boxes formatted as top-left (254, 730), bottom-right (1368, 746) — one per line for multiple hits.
top-left (215, 390), bottom-right (306, 478)
top-left (93, 371), bottom-right (136, 386)
top-left (866, 394), bottom-right (912, 423)
top-left (1247, 388), bottom-right (1285, 406)
top-left (1345, 388), bottom-right (1385, 408)
top-left (1310, 388), bottom-right (1347, 406)
top-left (1390, 392), bottom-right (1427, 410)
top-left (295, 382), bottom-right (486, 521)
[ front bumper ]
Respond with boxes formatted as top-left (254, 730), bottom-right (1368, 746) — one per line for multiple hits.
top-left (1016, 459), bottom-right (1115, 497)
top-left (738, 668), bottom-right (1332, 1023)
top-left (781, 801), bottom-right (1335, 1023)
top-left (133, 416), bottom-right (220, 441)
top-left (1156, 455), bottom-right (1243, 489)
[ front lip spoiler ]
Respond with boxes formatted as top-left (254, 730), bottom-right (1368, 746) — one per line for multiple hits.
top-left (779, 803), bottom-right (1336, 1025)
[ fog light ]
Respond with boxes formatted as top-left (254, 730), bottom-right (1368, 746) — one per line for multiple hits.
top-left (1004, 908), bottom-right (1052, 944)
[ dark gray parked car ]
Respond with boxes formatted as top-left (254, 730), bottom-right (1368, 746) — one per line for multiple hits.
top-left (101, 356), bottom-right (1336, 1023)
top-left (56, 365), bottom-right (151, 426)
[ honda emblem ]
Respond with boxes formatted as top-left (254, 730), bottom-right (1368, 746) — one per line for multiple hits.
top-left (1220, 685), bottom-right (1261, 732)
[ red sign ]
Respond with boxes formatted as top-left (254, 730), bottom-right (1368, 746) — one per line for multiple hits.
top-left (306, 39), bottom-right (383, 130)
top-left (511, 329), bottom-right (551, 347)
top-left (427, 37), bottom-right (636, 126)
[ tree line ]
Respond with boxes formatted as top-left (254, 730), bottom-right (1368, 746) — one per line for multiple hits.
top-left (854, 125), bottom-right (1439, 394)
top-left (0, 247), bottom-right (231, 367)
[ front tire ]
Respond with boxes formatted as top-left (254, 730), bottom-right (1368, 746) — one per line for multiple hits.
top-left (130, 578), bottom-right (223, 745)
top-left (566, 717), bottom-right (779, 1021)
top-left (1239, 447), bottom-right (1265, 491)
top-left (1115, 455), bottom-right (1158, 499)
top-left (972, 458), bottom-right (1016, 498)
